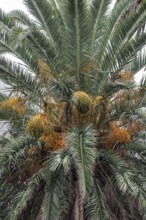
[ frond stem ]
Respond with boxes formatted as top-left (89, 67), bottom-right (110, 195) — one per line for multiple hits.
top-left (75, 0), bottom-right (81, 88)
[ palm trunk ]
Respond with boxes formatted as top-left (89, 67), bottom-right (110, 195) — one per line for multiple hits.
top-left (73, 184), bottom-right (84, 220)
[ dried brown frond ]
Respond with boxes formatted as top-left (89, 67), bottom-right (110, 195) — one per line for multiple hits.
top-left (18, 159), bottom-right (41, 183)
top-left (37, 59), bottom-right (53, 81)
top-left (27, 146), bottom-right (40, 157)
top-left (116, 71), bottom-right (133, 82)
top-left (39, 132), bottom-right (65, 151)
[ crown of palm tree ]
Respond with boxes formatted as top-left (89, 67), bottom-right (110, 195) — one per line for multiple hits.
top-left (0, 0), bottom-right (146, 219)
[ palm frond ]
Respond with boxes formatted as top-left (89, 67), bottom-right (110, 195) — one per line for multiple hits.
top-left (8, 167), bottom-right (45, 220)
top-left (9, 9), bottom-right (36, 27)
top-left (99, 0), bottom-right (145, 71)
top-left (66, 125), bottom-right (96, 199)
top-left (24, 0), bottom-right (60, 49)
top-left (89, 0), bottom-right (112, 55)
top-left (0, 56), bottom-right (42, 97)
top-left (85, 182), bottom-right (108, 220)
top-left (0, 136), bottom-right (36, 177)
top-left (39, 150), bottom-right (70, 220)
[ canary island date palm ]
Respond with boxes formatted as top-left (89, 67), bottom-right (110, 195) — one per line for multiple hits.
top-left (0, 0), bottom-right (146, 219)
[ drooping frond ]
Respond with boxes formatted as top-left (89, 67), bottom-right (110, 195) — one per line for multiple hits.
top-left (0, 136), bottom-right (36, 177)
top-left (65, 125), bottom-right (96, 199)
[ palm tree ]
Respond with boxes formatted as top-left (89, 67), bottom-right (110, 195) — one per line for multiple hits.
top-left (0, 0), bottom-right (146, 219)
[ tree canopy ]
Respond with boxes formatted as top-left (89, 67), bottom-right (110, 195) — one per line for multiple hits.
top-left (0, 0), bottom-right (146, 219)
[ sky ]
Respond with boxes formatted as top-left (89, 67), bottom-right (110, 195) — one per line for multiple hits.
top-left (0, 0), bottom-right (145, 84)
top-left (0, 0), bottom-right (27, 12)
